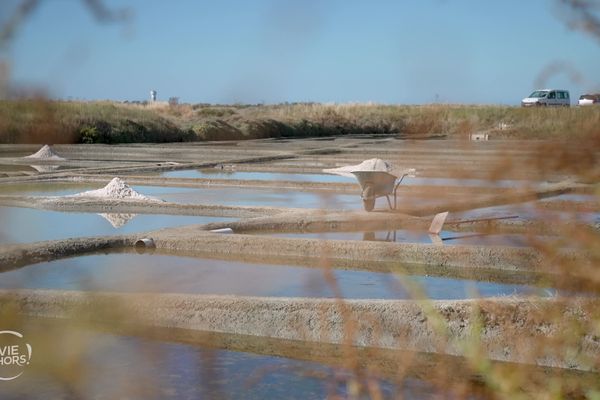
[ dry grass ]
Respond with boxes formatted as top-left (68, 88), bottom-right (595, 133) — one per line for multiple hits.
top-left (162, 102), bottom-right (600, 140)
top-left (0, 100), bottom-right (192, 144)
top-left (3, 99), bottom-right (599, 143)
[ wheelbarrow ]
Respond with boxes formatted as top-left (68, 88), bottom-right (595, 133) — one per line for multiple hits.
top-left (352, 170), bottom-right (412, 211)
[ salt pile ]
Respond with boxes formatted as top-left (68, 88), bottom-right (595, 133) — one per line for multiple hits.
top-left (323, 158), bottom-right (402, 178)
top-left (71, 177), bottom-right (161, 201)
top-left (98, 213), bottom-right (137, 228)
top-left (24, 145), bottom-right (65, 160)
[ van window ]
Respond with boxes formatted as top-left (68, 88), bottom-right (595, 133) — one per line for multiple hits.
top-left (529, 90), bottom-right (548, 98)
top-left (557, 92), bottom-right (565, 99)
top-left (548, 92), bottom-right (556, 99)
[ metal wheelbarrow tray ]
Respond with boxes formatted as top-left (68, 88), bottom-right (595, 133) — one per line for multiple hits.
top-left (352, 171), bottom-right (407, 211)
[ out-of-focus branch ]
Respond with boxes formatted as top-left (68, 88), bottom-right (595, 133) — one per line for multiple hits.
top-left (535, 1), bottom-right (599, 90)
top-left (0, 0), bottom-right (38, 48)
top-left (557, 0), bottom-right (600, 43)
top-left (0, 0), bottom-right (131, 49)
top-left (81, 0), bottom-right (131, 23)
top-left (0, 0), bottom-right (131, 99)
top-left (533, 60), bottom-right (585, 88)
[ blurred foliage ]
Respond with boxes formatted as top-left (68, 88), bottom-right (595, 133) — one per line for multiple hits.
top-left (0, 100), bottom-right (194, 143)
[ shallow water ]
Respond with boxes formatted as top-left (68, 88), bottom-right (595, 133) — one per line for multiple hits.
top-left (0, 253), bottom-right (553, 299)
top-left (401, 176), bottom-right (540, 188)
top-left (1, 326), bottom-right (437, 400)
top-left (135, 185), bottom-right (364, 209)
top-left (161, 169), bottom-right (544, 189)
top-left (455, 200), bottom-right (600, 224)
top-left (0, 181), bottom-right (427, 211)
top-left (0, 207), bottom-right (231, 245)
top-left (162, 169), bottom-right (356, 183)
top-left (542, 193), bottom-right (599, 203)
top-left (0, 182), bottom-right (96, 196)
top-left (0, 180), bottom-right (364, 209)
top-left (273, 229), bottom-right (534, 247)
top-left (0, 163), bottom-right (75, 175)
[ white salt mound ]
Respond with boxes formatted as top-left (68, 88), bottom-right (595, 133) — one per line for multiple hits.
top-left (323, 158), bottom-right (401, 178)
top-left (24, 145), bottom-right (65, 160)
top-left (72, 177), bottom-right (161, 201)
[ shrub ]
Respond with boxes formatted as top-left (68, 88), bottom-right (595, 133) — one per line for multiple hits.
top-left (79, 126), bottom-right (98, 144)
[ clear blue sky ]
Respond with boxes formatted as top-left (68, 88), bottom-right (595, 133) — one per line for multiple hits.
top-left (5, 0), bottom-right (600, 104)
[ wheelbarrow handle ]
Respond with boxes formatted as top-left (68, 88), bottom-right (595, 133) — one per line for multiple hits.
top-left (392, 173), bottom-right (408, 209)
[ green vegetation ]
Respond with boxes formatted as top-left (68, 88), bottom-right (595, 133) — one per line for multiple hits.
top-left (0, 100), bottom-right (193, 144)
top-left (1, 100), bottom-right (600, 143)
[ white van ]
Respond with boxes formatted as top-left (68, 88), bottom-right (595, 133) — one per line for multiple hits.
top-left (521, 89), bottom-right (570, 107)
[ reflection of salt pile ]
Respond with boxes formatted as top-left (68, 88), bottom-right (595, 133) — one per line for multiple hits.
top-left (30, 165), bottom-right (60, 173)
top-left (98, 213), bottom-right (137, 228)
top-left (24, 145), bottom-right (65, 160)
top-left (71, 177), bottom-right (161, 201)
top-left (323, 158), bottom-right (401, 178)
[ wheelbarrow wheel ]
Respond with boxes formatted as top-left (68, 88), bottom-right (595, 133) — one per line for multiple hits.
top-left (362, 185), bottom-right (375, 212)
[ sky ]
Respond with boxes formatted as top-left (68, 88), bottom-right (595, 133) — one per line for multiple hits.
top-left (3, 0), bottom-right (600, 104)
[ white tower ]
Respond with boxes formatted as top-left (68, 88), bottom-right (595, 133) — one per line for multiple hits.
top-left (150, 90), bottom-right (157, 102)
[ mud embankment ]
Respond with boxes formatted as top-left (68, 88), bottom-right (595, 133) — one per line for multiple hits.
top-left (0, 236), bottom-right (134, 272)
top-left (1, 289), bottom-right (598, 370)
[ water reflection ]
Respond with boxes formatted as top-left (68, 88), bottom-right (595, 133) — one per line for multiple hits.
top-left (276, 229), bottom-right (534, 247)
top-left (1, 324), bottom-right (444, 400)
top-left (30, 165), bottom-right (60, 173)
top-left (98, 213), bottom-right (137, 228)
top-left (0, 207), bottom-right (232, 245)
top-left (162, 169), bottom-right (355, 183)
top-left (136, 185), bottom-right (361, 209)
top-left (0, 253), bottom-right (553, 299)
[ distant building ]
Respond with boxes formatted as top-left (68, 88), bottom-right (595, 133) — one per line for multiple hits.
top-left (150, 90), bottom-right (157, 102)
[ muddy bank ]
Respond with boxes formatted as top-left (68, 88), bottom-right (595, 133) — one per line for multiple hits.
top-left (154, 247), bottom-right (547, 287)
top-left (0, 236), bottom-right (133, 272)
top-left (0, 222), bottom-right (590, 280)
top-left (0, 195), bottom-right (294, 218)
top-left (1, 289), bottom-right (598, 370)
top-left (202, 210), bottom-right (420, 233)
top-left (0, 235), bottom-right (573, 291)
top-left (151, 231), bottom-right (556, 272)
